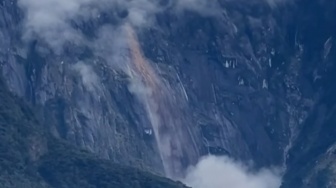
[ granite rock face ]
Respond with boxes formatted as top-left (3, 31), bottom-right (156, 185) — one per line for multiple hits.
top-left (280, 0), bottom-right (336, 187)
top-left (0, 0), bottom-right (336, 186)
top-left (1, 0), bottom-right (164, 174)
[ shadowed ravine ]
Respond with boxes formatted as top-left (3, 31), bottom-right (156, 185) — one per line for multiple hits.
top-left (124, 24), bottom-right (199, 179)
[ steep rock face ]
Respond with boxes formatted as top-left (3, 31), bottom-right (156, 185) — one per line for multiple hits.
top-left (1, 0), bottom-right (164, 174)
top-left (0, 0), bottom-right (304, 177)
top-left (142, 3), bottom-right (294, 168)
top-left (0, 75), bottom-right (188, 188)
top-left (281, 0), bottom-right (336, 187)
top-left (1, 0), bottom-right (335, 185)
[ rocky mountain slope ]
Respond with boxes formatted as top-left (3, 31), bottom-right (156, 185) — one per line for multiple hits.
top-left (1, 0), bottom-right (293, 175)
top-left (0, 0), bottom-right (335, 187)
top-left (0, 74), bottom-right (187, 188)
top-left (280, 0), bottom-right (336, 187)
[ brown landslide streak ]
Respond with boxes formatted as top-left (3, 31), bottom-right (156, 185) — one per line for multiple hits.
top-left (124, 24), bottom-right (199, 179)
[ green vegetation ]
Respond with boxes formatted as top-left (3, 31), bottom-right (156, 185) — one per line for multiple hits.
top-left (0, 78), bottom-right (187, 188)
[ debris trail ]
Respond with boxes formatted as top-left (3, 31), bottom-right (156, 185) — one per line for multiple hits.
top-left (124, 24), bottom-right (199, 179)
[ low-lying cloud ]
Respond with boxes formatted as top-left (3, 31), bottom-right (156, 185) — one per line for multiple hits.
top-left (175, 0), bottom-right (221, 16)
top-left (18, 0), bottom-right (220, 53)
top-left (183, 155), bottom-right (282, 188)
top-left (264, 0), bottom-right (288, 8)
top-left (18, 0), bottom-right (92, 53)
top-left (72, 61), bottom-right (100, 93)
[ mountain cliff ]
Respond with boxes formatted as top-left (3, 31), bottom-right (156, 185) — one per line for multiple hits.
top-left (280, 0), bottom-right (336, 187)
top-left (0, 0), bottom-right (335, 187)
top-left (0, 74), bottom-right (187, 188)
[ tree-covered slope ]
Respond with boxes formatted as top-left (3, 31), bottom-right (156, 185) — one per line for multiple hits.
top-left (0, 77), bottom-right (187, 188)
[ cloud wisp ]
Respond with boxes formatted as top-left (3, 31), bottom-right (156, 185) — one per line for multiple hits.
top-left (18, 0), bottom-right (93, 53)
top-left (17, 0), bottom-right (221, 52)
top-left (72, 61), bottom-right (100, 93)
top-left (183, 155), bottom-right (282, 188)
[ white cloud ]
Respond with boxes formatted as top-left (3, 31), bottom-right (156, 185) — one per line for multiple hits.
top-left (175, 0), bottom-right (220, 16)
top-left (264, 0), bottom-right (288, 8)
top-left (119, 0), bottom-right (160, 27)
top-left (183, 155), bottom-right (282, 188)
top-left (18, 0), bottom-right (94, 53)
top-left (18, 0), bottom-right (221, 52)
top-left (72, 61), bottom-right (100, 93)
top-left (18, 0), bottom-right (151, 52)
